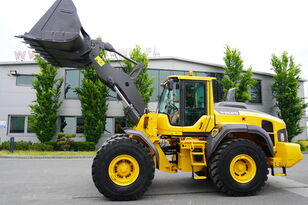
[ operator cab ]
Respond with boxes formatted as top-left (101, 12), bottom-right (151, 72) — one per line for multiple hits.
top-left (157, 75), bottom-right (215, 133)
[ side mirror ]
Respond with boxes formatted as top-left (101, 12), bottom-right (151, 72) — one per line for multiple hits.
top-left (168, 80), bottom-right (174, 91)
top-left (226, 88), bottom-right (236, 102)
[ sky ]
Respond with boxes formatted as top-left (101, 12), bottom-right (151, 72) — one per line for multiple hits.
top-left (0, 0), bottom-right (307, 80)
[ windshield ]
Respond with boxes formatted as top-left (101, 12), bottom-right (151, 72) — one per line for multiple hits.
top-left (157, 80), bottom-right (180, 125)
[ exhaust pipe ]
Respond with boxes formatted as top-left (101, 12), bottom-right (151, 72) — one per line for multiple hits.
top-left (17, 0), bottom-right (92, 68)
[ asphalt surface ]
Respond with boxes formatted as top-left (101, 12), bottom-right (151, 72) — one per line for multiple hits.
top-left (0, 154), bottom-right (307, 205)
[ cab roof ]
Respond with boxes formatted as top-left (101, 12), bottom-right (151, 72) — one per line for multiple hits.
top-left (167, 75), bottom-right (216, 81)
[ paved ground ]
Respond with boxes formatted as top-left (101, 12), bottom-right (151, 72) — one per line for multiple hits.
top-left (0, 154), bottom-right (307, 205)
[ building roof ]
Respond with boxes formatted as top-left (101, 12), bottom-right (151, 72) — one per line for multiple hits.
top-left (147, 56), bottom-right (277, 77)
top-left (1, 57), bottom-right (306, 81)
top-left (0, 61), bottom-right (37, 65)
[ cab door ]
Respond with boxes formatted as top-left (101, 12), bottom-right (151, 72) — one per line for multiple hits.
top-left (181, 80), bottom-right (214, 134)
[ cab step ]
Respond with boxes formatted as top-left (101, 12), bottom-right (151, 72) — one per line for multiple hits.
top-left (271, 166), bottom-right (286, 176)
top-left (194, 176), bottom-right (207, 180)
top-left (274, 173), bottom-right (286, 176)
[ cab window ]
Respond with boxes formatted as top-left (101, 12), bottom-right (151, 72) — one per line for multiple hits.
top-left (183, 81), bottom-right (206, 126)
top-left (157, 80), bottom-right (181, 125)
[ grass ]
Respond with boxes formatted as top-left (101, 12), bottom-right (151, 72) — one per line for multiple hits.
top-left (298, 140), bottom-right (308, 147)
top-left (0, 150), bottom-right (97, 156)
top-left (295, 140), bottom-right (308, 152)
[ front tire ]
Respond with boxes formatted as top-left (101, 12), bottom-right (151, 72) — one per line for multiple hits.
top-left (92, 136), bottom-right (155, 200)
top-left (209, 138), bottom-right (268, 196)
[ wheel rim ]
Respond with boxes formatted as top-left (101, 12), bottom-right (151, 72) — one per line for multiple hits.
top-left (229, 154), bottom-right (256, 183)
top-left (108, 154), bottom-right (140, 186)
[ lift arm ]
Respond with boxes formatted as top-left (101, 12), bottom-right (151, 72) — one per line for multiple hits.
top-left (17, 0), bottom-right (146, 125)
top-left (89, 40), bottom-right (146, 125)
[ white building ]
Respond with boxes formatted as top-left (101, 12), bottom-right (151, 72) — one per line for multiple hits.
top-left (0, 56), bottom-right (306, 144)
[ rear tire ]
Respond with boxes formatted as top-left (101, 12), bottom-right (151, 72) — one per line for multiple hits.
top-left (209, 138), bottom-right (268, 196)
top-left (92, 136), bottom-right (155, 200)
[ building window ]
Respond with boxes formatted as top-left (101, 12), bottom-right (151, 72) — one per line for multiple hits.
top-left (60, 116), bottom-right (84, 134)
top-left (148, 69), bottom-right (224, 103)
top-left (115, 117), bottom-right (126, 133)
top-left (65, 69), bottom-right (116, 100)
top-left (9, 115), bottom-right (33, 134)
top-left (104, 118), bottom-right (113, 134)
top-left (107, 90), bottom-right (118, 100)
top-left (148, 69), bottom-right (159, 101)
top-left (76, 117), bottom-right (84, 133)
top-left (10, 116), bottom-right (25, 133)
top-left (60, 116), bottom-right (124, 135)
top-left (249, 80), bottom-right (262, 104)
top-left (65, 69), bottom-right (83, 99)
top-left (27, 116), bottom-right (34, 133)
top-left (64, 68), bottom-right (224, 103)
top-left (148, 69), bottom-right (185, 102)
top-left (196, 72), bottom-right (223, 102)
top-left (16, 75), bottom-right (35, 86)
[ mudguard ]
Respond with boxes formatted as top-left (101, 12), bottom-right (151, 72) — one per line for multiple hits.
top-left (124, 128), bottom-right (160, 168)
top-left (207, 124), bottom-right (274, 158)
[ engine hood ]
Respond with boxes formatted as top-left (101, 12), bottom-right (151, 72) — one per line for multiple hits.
top-left (214, 104), bottom-right (285, 129)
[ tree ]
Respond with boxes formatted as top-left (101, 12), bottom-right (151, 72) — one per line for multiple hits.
top-left (221, 46), bottom-right (256, 102)
top-left (29, 57), bottom-right (63, 142)
top-left (75, 42), bottom-right (108, 144)
top-left (271, 52), bottom-right (307, 141)
top-left (122, 45), bottom-right (154, 105)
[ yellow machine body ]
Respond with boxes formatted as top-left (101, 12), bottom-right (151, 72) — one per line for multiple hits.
top-left (21, 0), bottom-right (303, 199)
top-left (130, 75), bottom-right (303, 175)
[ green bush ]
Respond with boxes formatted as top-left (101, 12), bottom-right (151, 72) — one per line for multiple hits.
top-left (30, 143), bottom-right (53, 151)
top-left (44, 141), bottom-right (61, 151)
top-left (0, 141), bottom-right (53, 151)
top-left (0, 141), bottom-right (10, 150)
top-left (0, 141), bottom-right (32, 150)
top-left (57, 133), bottom-right (75, 151)
top-left (295, 140), bottom-right (308, 151)
top-left (15, 141), bottom-right (32, 150)
top-left (295, 142), bottom-right (305, 151)
top-left (298, 140), bottom-right (308, 147)
top-left (71, 141), bottom-right (96, 151)
top-left (0, 139), bottom-right (97, 152)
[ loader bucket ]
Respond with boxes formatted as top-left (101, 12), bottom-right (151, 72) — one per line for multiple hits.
top-left (17, 0), bottom-right (92, 68)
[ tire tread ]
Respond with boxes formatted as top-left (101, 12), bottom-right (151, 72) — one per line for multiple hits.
top-left (92, 135), bottom-right (154, 201)
top-left (209, 138), bottom-right (268, 196)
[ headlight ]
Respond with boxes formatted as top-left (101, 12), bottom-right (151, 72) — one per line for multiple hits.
top-left (277, 129), bottom-right (288, 142)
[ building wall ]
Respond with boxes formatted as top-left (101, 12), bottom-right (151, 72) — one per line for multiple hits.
top-left (0, 59), bottom-right (306, 144)
top-left (293, 82), bottom-right (307, 141)
top-left (148, 58), bottom-right (277, 114)
top-left (0, 62), bottom-right (38, 143)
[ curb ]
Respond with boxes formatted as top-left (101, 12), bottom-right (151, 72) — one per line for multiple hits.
top-left (1, 152), bottom-right (307, 159)
top-left (0, 155), bottom-right (94, 159)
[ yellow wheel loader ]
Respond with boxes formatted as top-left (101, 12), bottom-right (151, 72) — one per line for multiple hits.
top-left (18, 0), bottom-right (303, 201)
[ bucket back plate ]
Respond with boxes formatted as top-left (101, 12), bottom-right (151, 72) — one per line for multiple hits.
top-left (17, 0), bottom-right (92, 68)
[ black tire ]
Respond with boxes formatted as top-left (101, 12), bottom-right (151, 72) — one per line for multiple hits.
top-left (92, 136), bottom-right (155, 201)
top-left (209, 138), bottom-right (268, 196)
